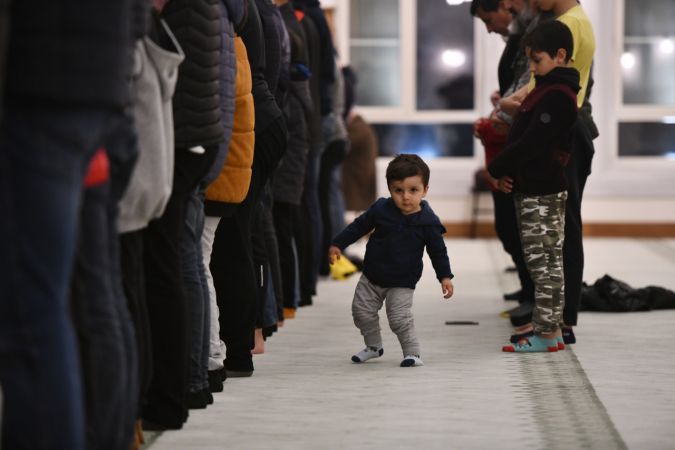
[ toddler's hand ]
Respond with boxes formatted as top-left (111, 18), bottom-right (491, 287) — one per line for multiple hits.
top-left (441, 278), bottom-right (454, 299)
top-left (328, 245), bottom-right (342, 265)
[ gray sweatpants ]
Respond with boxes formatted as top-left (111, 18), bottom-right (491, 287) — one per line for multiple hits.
top-left (352, 274), bottom-right (420, 356)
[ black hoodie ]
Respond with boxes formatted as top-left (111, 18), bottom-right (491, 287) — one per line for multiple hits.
top-left (488, 66), bottom-right (580, 196)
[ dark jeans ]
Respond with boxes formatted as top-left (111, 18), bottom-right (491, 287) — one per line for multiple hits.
top-left (318, 139), bottom-right (348, 275)
top-left (211, 117), bottom-right (287, 372)
top-left (182, 188), bottom-right (211, 394)
top-left (0, 104), bottom-right (121, 450)
top-left (120, 230), bottom-right (153, 414)
top-left (143, 146), bottom-right (218, 429)
top-left (71, 178), bottom-right (138, 450)
top-left (302, 143), bottom-right (323, 296)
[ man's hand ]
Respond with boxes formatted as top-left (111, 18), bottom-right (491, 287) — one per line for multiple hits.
top-left (328, 245), bottom-right (342, 265)
top-left (497, 176), bottom-right (514, 193)
top-left (488, 109), bottom-right (510, 135)
top-left (441, 278), bottom-right (454, 299)
top-left (490, 90), bottom-right (501, 107)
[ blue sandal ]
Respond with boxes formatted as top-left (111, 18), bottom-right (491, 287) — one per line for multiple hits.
top-left (503, 335), bottom-right (559, 353)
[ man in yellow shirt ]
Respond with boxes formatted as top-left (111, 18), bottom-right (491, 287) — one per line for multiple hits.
top-left (536, 0), bottom-right (595, 107)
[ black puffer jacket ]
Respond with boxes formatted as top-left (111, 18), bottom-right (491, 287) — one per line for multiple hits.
top-left (295, 0), bottom-right (334, 116)
top-left (273, 2), bottom-right (313, 205)
top-left (294, 6), bottom-right (322, 149)
top-left (240, 0), bottom-right (282, 133)
top-left (162, 0), bottom-right (225, 148)
top-left (6, 0), bottom-right (142, 108)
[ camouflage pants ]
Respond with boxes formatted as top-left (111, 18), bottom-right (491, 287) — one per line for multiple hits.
top-left (514, 192), bottom-right (567, 334)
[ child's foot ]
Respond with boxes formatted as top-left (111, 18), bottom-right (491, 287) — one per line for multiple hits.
top-left (400, 355), bottom-right (424, 367)
top-left (502, 335), bottom-right (558, 353)
top-left (351, 346), bottom-right (383, 363)
top-left (556, 336), bottom-right (565, 350)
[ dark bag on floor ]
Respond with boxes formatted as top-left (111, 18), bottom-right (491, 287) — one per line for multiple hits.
top-left (580, 274), bottom-right (675, 312)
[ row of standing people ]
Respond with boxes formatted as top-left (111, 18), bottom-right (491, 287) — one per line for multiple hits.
top-left (0, 0), bottom-right (377, 448)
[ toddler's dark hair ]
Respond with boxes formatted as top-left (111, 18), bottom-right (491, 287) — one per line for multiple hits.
top-left (386, 154), bottom-right (430, 187)
top-left (523, 20), bottom-right (574, 63)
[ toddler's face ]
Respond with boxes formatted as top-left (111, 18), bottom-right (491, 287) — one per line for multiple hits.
top-left (388, 175), bottom-right (428, 215)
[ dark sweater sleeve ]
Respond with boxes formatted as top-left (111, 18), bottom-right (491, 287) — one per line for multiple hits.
top-left (425, 226), bottom-right (453, 281)
top-left (331, 204), bottom-right (377, 250)
top-left (488, 90), bottom-right (577, 179)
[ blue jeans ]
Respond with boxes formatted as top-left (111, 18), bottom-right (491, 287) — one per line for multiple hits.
top-left (0, 104), bottom-right (119, 450)
top-left (182, 188), bottom-right (210, 393)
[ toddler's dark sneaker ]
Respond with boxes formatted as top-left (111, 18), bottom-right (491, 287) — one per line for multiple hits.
top-left (400, 355), bottom-right (424, 367)
top-left (351, 346), bottom-right (383, 363)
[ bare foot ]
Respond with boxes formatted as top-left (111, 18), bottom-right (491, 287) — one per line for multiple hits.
top-left (252, 328), bottom-right (265, 355)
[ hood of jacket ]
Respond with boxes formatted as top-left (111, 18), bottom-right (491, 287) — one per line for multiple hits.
top-left (534, 66), bottom-right (581, 94)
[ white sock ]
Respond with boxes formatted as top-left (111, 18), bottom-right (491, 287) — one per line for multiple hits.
top-left (351, 346), bottom-right (383, 363)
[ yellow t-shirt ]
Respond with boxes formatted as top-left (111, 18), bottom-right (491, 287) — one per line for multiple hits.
top-left (528, 5), bottom-right (596, 107)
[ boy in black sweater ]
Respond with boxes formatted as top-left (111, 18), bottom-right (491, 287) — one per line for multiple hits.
top-left (329, 154), bottom-right (454, 367)
top-left (487, 20), bottom-right (579, 352)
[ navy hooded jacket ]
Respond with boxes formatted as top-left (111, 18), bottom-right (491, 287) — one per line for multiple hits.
top-left (332, 198), bottom-right (453, 289)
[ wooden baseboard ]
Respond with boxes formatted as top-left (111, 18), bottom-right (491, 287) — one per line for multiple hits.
top-left (443, 222), bottom-right (675, 238)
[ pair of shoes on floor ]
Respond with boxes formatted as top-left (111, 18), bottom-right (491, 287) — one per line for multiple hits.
top-left (351, 347), bottom-right (424, 367)
top-left (208, 369), bottom-right (226, 392)
top-left (400, 355), bottom-right (424, 367)
top-left (502, 335), bottom-right (559, 353)
top-left (187, 388), bottom-right (213, 409)
top-left (503, 289), bottom-right (521, 301)
top-left (351, 346), bottom-right (383, 363)
top-left (225, 369), bottom-right (253, 378)
top-left (510, 330), bottom-right (567, 350)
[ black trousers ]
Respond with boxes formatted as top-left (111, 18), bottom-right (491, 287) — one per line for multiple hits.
top-left (562, 119), bottom-right (594, 326)
top-left (252, 187), bottom-right (284, 328)
top-left (211, 117), bottom-right (287, 372)
top-left (492, 190), bottom-right (535, 312)
top-left (142, 146), bottom-right (218, 429)
top-left (120, 230), bottom-right (152, 414)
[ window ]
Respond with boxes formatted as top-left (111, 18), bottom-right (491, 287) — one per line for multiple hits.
top-left (349, 0), bottom-right (401, 106)
top-left (416, 0), bottom-right (474, 110)
top-left (346, 0), bottom-right (476, 158)
top-left (619, 0), bottom-right (675, 157)
top-left (373, 124), bottom-right (474, 158)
